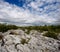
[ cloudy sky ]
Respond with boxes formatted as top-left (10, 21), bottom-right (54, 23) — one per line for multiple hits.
top-left (0, 0), bottom-right (60, 26)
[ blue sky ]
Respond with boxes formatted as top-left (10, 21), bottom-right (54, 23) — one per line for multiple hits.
top-left (4, 0), bottom-right (25, 7)
top-left (0, 0), bottom-right (60, 26)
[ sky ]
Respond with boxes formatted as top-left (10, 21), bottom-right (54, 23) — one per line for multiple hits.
top-left (0, 0), bottom-right (60, 26)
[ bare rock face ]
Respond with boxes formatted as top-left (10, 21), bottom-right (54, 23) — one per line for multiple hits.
top-left (0, 29), bottom-right (60, 52)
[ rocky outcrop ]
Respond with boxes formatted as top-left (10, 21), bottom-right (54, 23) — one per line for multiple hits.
top-left (0, 29), bottom-right (60, 52)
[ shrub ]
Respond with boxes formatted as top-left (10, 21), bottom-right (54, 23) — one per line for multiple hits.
top-left (21, 38), bottom-right (30, 45)
top-left (43, 31), bottom-right (58, 39)
top-left (21, 38), bottom-right (27, 45)
top-left (0, 23), bottom-right (18, 32)
top-left (0, 23), bottom-right (60, 34)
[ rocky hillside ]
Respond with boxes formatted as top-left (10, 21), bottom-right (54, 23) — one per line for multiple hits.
top-left (0, 29), bottom-right (60, 52)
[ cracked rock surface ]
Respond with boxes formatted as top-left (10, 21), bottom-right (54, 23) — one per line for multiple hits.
top-left (0, 29), bottom-right (60, 52)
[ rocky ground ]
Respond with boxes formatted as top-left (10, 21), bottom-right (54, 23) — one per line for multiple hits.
top-left (0, 29), bottom-right (60, 52)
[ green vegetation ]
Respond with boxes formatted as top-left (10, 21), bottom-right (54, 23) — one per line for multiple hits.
top-left (0, 23), bottom-right (60, 33)
top-left (0, 23), bottom-right (60, 39)
top-left (21, 38), bottom-right (30, 45)
top-left (19, 25), bottom-right (60, 34)
top-left (0, 23), bottom-right (18, 32)
top-left (43, 31), bottom-right (58, 39)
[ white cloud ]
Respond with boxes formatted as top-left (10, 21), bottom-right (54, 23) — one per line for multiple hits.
top-left (0, 0), bottom-right (60, 26)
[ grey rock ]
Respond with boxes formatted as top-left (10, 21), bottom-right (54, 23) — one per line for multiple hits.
top-left (0, 29), bottom-right (60, 52)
